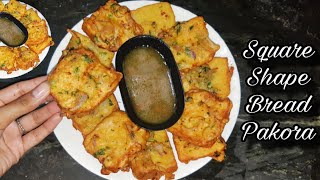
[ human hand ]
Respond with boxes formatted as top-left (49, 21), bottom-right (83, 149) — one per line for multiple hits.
top-left (0, 76), bottom-right (62, 176)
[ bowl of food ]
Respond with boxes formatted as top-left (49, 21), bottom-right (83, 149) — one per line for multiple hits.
top-left (116, 35), bottom-right (185, 130)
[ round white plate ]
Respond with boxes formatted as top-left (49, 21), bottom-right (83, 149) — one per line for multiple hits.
top-left (0, 1), bottom-right (51, 79)
top-left (47, 1), bottom-right (241, 179)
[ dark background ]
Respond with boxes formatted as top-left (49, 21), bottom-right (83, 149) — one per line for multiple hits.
top-left (1, 0), bottom-right (320, 179)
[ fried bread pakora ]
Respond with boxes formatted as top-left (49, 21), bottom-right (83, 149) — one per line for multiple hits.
top-left (159, 17), bottom-right (220, 71)
top-left (168, 90), bottom-right (232, 147)
top-left (131, 130), bottom-right (177, 180)
top-left (82, 0), bottom-right (143, 51)
top-left (0, 1), bottom-right (4, 11)
top-left (0, 47), bottom-right (17, 74)
top-left (72, 94), bottom-right (118, 136)
top-left (84, 111), bottom-right (149, 175)
top-left (3, 0), bottom-right (27, 20)
top-left (182, 57), bottom-right (233, 99)
top-left (65, 30), bottom-right (114, 67)
top-left (20, 8), bottom-right (42, 25)
top-left (131, 2), bottom-right (175, 36)
top-left (173, 136), bottom-right (226, 163)
top-left (48, 48), bottom-right (122, 118)
top-left (14, 46), bottom-right (39, 70)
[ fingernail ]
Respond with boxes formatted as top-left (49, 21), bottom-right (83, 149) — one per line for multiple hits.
top-left (32, 82), bottom-right (50, 98)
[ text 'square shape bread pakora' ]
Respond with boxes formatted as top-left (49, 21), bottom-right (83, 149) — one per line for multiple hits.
top-left (84, 111), bottom-right (149, 175)
top-left (65, 30), bottom-right (114, 68)
top-left (0, 47), bottom-right (17, 74)
top-left (82, 0), bottom-right (143, 52)
top-left (48, 48), bottom-right (122, 118)
top-left (168, 90), bottom-right (232, 147)
top-left (174, 136), bottom-right (226, 163)
top-left (3, 0), bottom-right (27, 19)
top-left (131, 2), bottom-right (175, 36)
top-left (182, 57), bottom-right (233, 99)
top-left (131, 130), bottom-right (178, 180)
top-left (159, 17), bottom-right (220, 71)
top-left (72, 94), bottom-right (119, 136)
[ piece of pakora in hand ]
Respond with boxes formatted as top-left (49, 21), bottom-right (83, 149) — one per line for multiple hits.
top-left (168, 90), bottom-right (232, 147)
top-left (130, 130), bottom-right (177, 180)
top-left (82, 0), bottom-right (143, 51)
top-left (48, 48), bottom-right (122, 118)
top-left (131, 2), bottom-right (175, 36)
top-left (173, 136), bottom-right (226, 163)
top-left (84, 111), bottom-right (149, 175)
top-left (65, 30), bottom-right (114, 68)
top-left (182, 57), bottom-right (233, 99)
top-left (158, 16), bottom-right (220, 72)
top-left (72, 94), bottom-right (119, 136)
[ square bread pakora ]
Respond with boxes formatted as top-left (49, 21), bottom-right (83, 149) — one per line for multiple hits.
top-left (3, 0), bottom-right (27, 20)
top-left (181, 57), bottom-right (233, 99)
top-left (131, 2), bottom-right (176, 36)
top-left (72, 94), bottom-right (119, 136)
top-left (84, 111), bottom-right (149, 175)
top-left (173, 136), bottom-right (226, 163)
top-left (158, 16), bottom-right (220, 72)
top-left (48, 48), bottom-right (122, 118)
top-left (65, 30), bottom-right (114, 68)
top-left (130, 130), bottom-right (177, 180)
top-left (168, 90), bottom-right (232, 147)
top-left (0, 47), bottom-right (18, 74)
top-left (82, 0), bottom-right (143, 52)
top-left (14, 46), bottom-right (39, 70)
top-left (0, 1), bottom-right (4, 11)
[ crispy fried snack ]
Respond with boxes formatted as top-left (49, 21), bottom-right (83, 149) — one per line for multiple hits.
top-left (182, 57), bottom-right (233, 99)
top-left (131, 130), bottom-right (177, 180)
top-left (72, 94), bottom-right (119, 136)
top-left (159, 17), bottom-right (220, 71)
top-left (20, 8), bottom-right (42, 25)
top-left (14, 46), bottom-right (39, 70)
top-left (173, 136), bottom-right (226, 163)
top-left (82, 0), bottom-right (143, 51)
top-left (0, 47), bottom-right (17, 74)
top-left (0, 1), bottom-right (5, 11)
top-left (84, 111), bottom-right (149, 175)
top-left (3, 0), bottom-right (27, 19)
top-left (168, 90), bottom-right (232, 147)
top-left (131, 2), bottom-right (175, 36)
top-left (65, 30), bottom-right (114, 67)
top-left (48, 48), bottom-right (122, 118)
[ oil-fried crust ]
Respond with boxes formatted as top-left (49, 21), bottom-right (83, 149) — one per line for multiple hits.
top-left (48, 48), bottom-right (122, 118)
top-left (82, 0), bottom-right (143, 52)
top-left (174, 136), bottom-right (226, 163)
top-left (3, 0), bottom-right (27, 20)
top-left (14, 46), bottom-right (39, 70)
top-left (181, 57), bottom-right (234, 99)
top-left (0, 47), bottom-right (18, 74)
top-left (158, 16), bottom-right (220, 71)
top-left (168, 90), bottom-right (232, 147)
top-left (131, 2), bottom-right (175, 36)
top-left (130, 130), bottom-right (178, 180)
top-left (84, 111), bottom-right (149, 175)
top-left (72, 94), bottom-right (119, 136)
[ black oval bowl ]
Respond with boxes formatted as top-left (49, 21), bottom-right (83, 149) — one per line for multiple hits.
top-left (116, 35), bottom-right (185, 130)
top-left (0, 12), bottom-right (28, 47)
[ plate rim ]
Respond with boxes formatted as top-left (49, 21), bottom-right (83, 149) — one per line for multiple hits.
top-left (47, 1), bottom-right (241, 179)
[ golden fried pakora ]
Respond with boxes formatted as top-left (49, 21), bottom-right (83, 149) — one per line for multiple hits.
top-left (0, 1), bottom-right (5, 11)
top-left (130, 130), bottom-right (177, 180)
top-left (82, 0), bottom-right (143, 51)
top-left (173, 136), bottom-right (226, 163)
top-left (168, 90), bottom-right (232, 147)
top-left (48, 48), bottom-right (122, 118)
top-left (72, 94), bottom-right (119, 136)
top-left (0, 47), bottom-right (17, 74)
top-left (3, 0), bottom-right (27, 20)
top-left (159, 17), bottom-right (220, 71)
top-left (14, 46), bottom-right (39, 70)
top-left (131, 2), bottom-right (175, 36)
top-left (65, 30), bottom-right (114, 67)
top-left (182, 57), bottom-right (233, 99)
top-left (20, 8), bottom-right (42, 25)
top-left (84, 111), bottom-right (149, 175)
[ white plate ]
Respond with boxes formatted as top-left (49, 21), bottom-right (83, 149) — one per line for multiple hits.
top-left (0, 1), bottom-right (51, 79)
top-left (47, 1), bottom-right (241, 179)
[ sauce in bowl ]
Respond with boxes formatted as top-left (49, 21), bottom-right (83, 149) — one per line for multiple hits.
top-left (116, 35), bottom-right (184, 130)
top-left (123, 47), bottom-right (175, 124)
